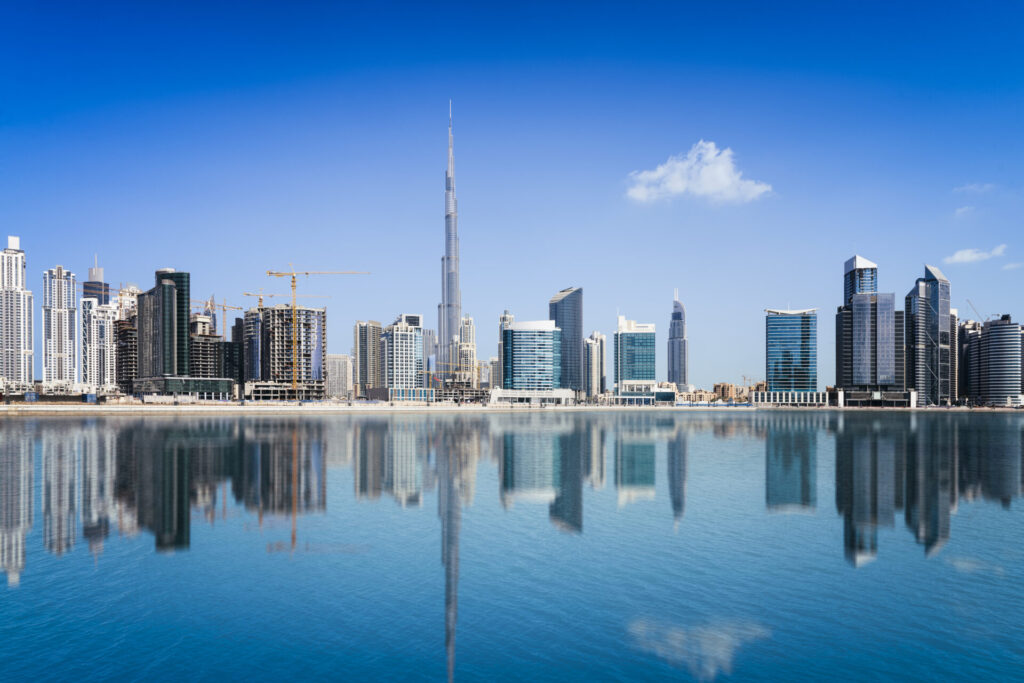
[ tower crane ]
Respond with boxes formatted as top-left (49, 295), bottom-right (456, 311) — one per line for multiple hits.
top-left (243, 291), bottom-right (329, 308)
top-left (266, 266), bottom-right (369, 390)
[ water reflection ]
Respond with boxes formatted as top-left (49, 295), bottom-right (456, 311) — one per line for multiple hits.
top-left (1, 411), bottom-right (1023, 677)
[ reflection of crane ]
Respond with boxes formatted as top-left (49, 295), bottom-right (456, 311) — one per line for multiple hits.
top-left (266, 266), bottom-right (369, 389)
top-left (243, 291), bottom-right (329, 308)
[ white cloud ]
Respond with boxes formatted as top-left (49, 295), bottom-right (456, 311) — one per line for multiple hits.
top-left (628, 618), bottom-right (770, 681)
top-left (954, 182), bottom-right (995, 193)
top-left (943, 244), bottom-right (1007, 264)
top-left (954, 206), bottom-right (975, 218)
top-left (627, 140), bottom-right (771, 203)
top-left (1003, 262), bottom-right (1022, 271)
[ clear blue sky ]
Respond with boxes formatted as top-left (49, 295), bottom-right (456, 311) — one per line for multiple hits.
top-left (3, 2), bottom-right (1022, 387)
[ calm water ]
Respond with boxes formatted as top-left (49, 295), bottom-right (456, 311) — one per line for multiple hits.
top-left (2, 411), bottom-right (1023, 681)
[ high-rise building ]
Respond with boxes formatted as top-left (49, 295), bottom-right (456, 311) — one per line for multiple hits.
top-left (765, 309), bottom-right (817, 392)
top-left (958, 319), bottom-right (983, 402)
top-left (42, 265), bottom-right (78, 389)
top-left (583, 331), bottom-right (606, 398)
top-left (962, 315), bottom-right (1022, 406)
top-left (137, 269), bottom-right (184, 378)
top-left (382, 314), bottom-right (425, 390)
top-left (613, 316), bottom-right (655, 391)
top-left (501, 321), bottom-right (562, 390)
top-left (189, 313), bottom-right (221, 378)
top-left (905, 265), bottom-right (952, 406)
top-left (549, 287), bottom-right (582, 391)
top-left (457, 316), bottom-right (476, 387)
top-left (949, 308), bottom-right (959, 402)
top-left (243, 308), bottom-right (263, 382)
top-left (326, 353), bottom-right (354, 399)
top-left (0, 237), bottom-right (34, 389)
top-left (496, 310), bottom-right (515, 389)
top-left (81, 297), bottom-right (118, 393)
top-left (438, 104), bottom-right (462, 381)
top-left (835, 255), bottom-right (905, 395)
top-left (255, 304), bottom-right (327, 398)
top-left (115, 315), bottom-right (137, 394)
top-left (668, 290), bottom-right (688, 389)
top-left (82, 256), bottom-right (110, 305)
top-left (353, 320), bottom-right (383, 398)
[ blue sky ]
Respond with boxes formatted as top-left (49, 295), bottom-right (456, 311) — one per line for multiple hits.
top-left (2, 2), bottom-right (1022, 387)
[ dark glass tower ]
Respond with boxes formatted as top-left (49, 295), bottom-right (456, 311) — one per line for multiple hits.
top-left (548, 287), bottom-right (582, 391)
top-left (835, 255), bottom-right (904, 393)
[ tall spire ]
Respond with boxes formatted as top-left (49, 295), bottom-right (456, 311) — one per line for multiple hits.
top-left (439, 101), bottom-right (462, 381)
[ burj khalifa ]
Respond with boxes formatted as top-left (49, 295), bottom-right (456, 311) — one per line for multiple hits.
top-left (438, 102), bottom-right (461, 380)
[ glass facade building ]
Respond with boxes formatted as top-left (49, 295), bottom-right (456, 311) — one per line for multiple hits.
top-left (502, 321), bottom-right (561, 391)
top-left (613, 316), bottom-right (655, 390)
top-left (905, 265), bottom-right (952, 406)
top-left (549, 287), bottom-right (582, 391)
top-left (765, 309), bottom-right (817, 392)
top-left (843, 255), bottom-right (878, 305)
top-left (667, 294), bottom-right (688, 388)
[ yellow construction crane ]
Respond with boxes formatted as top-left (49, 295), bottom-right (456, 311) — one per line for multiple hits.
top-left (191, 297), bottom-right (244, 337)
top-left (266, 266), bottom-right (369, 390)
top-left (242, 291), bottom-right (329, 308)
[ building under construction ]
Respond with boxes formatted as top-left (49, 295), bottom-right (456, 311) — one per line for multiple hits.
top-left (244, 304), bottom-right (327, 401)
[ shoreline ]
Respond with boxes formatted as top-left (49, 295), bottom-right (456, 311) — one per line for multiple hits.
top-left (1, 403), bottom-right (1021, 416)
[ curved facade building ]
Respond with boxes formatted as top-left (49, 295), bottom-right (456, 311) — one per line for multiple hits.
top-left (668, 293), bottom-right (688, 388)
top-left (980, 316), bottom-right (1022, 406)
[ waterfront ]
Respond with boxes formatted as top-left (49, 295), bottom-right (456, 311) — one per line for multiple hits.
top-left (2, 411), bottom-right (1022, 681)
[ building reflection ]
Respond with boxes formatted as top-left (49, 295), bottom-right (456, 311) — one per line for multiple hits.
top-left (765, 419), bottom-right (816, 513)
top-left (0, 422), bottom-right (34, 586)
top-left (615, 427), bottom-right (656, 507)
top-left (667, 427), bottom-right (686, 526)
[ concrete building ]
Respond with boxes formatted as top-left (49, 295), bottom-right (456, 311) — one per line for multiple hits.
top-left (326, 354), bottom-right (354, 399)
top-left (246, 304), bottom-right (327, 400)
top-left (353, 320), bottom-right (383, 398)
top-left (502, 320), bottom-right (562, 390)
top-left (188, 313), bottom-right (221, 378)
top-left (81, 297), bottom-right (118, 393)
top-left (667, 290), bottom-right (688, 389)
top-left (382, 314), bottom-right (425, 390)
top-left (0, 236), bottom-right (33, 390)
top-left (765, 308), bottom-right (817, 392)
top-left (115, 315), bottom-right (137, 394)
top-left (496, 309), bottom-right (514, 389)
top-left (549, 287), bottom-right (583, 391)
top-left (905, 265), bottom-right (953, 406)
top-left (583, 330), bottom-right (606, 398)
top-left (42, 265), bottom-right (78, 390)
top-left (613, 316), bottom-right (655, 393)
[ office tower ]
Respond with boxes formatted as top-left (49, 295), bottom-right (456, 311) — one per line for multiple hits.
top-left (438, 104), bottom-right (462, 381)
top-left (962, 315), bottom-right (1023, 406)
top-left (549, 287), bottom-right (583, 391)
top-left (905, 265), bottom-right (952, 406)
top-left (949, 308), bottom-right (959, 401)
top-left (958, 319), bottom-right (983, 402)
top-left (115, 315), bottom-right (138, 394)
top-left (382, 314), bottom-right (425, 389)
top-left (353, 320), bottom-right (383, 398)
top-left (0, 425), bottom-right (33, 586)
top-left (82, 256), bottom-right (110, 305)
top-left (0, 237), bottom-right (34, 389)
top-left (326, 353), bottom-right (354, 398)
top-left (765, 309), bottom-right (817, 392)
top-left (496, 310), bottom-right (515, 388)
top-left (501, 321), bottom-right (562, 390)
top-left (42, 265), bottom-right (78, 388)
top-left (583, 331), bottom-right (606, 397)
top-left (668, 290), bottom-right (688, 388)
top-left (835, 256), bottom-right (904, 393)
top-left (457, 315), bottom-right (477, 386)
top-left (137, 270), bottom-right (183, 377)
top-left (258, 304), bottom-right (327, 397)
top-left (244, 308), bottom-right (263, 381)
top-left (81, 297), bottom-right (118, 393)
top-left (488, 357), bottom-right (499, 389)
top-left (613, 316), bottom-right (655, 391)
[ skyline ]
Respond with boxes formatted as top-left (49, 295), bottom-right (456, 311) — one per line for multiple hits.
top-left (4, 2), bottom-right (1023, 388)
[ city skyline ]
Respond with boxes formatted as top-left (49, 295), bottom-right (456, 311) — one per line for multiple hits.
top-left (3, 3), bottom-right (1023, 388)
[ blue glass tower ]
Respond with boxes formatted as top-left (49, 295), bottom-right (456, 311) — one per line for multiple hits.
top-left (765, 309), bottom-right (817, 392)
top-left (502, 321), bottom-right (562, 390)
top-left (613, 316), bottom-right (655, 391)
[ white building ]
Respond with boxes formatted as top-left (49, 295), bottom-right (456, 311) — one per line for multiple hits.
top-left (81, 298), bottom-right (119, 393)
top-left (583, 330), bottom-right (606, 398)
top-left (326, 354), bottom-right (354, 399)
top-left (0, 236), bottom-right (34, 390)
top-left (42, 265), bottom-right (78, 390)
top-left (457, 315), bottom-right (477, 387)
top-left (382, 314), bottom-right (425, 390)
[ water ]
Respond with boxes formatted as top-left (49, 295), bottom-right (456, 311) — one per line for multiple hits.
top-left (1, 411), bottom-right (1023, 681)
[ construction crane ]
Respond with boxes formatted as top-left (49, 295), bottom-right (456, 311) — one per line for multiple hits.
top-left (191, 297), bottom-right (244, 337)
top-left (242, 291), bottom-right (329, 308)
top-left (266, 266), bottom-right (369, 390)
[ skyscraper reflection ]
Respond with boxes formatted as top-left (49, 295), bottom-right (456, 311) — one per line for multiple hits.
top-left (42, 426), bottom-right (78, 556)
top-left (615, 430), bottom-right (655, 507)
top-left (765, 421), bottom-right (816, 513)
top-left (0, 422), bottom-right (34, 586)
top-left (836, 420), bottom-right (899, 566)
top-left (667, 427), bottom-right (687, 526)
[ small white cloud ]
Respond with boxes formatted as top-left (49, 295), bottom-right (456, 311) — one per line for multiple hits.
top-left (627, 140), bottom-right (771, 203)
top-left (954, 182), bottom-right (995, 193)
top-left (629, 618), bottom-right (770, 681)
top-left (954, 206), bottom-right (975, 218)
top-left (943, 244), bottom-right (1007, 264)
top-left (1003, 263), bottom-right (1022, 271)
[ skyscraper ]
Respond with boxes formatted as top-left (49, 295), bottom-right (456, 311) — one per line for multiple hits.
top-left (835, 255), bottom-right (905, 398)
top-left (962, 315), bottom-right (1022, 406)
top-left (0, 236), bottom-right (34, 389)
top-left (457, 316), bottom-right (476, 386)
top-left (905, 265), bottom-right (952, 406)
top-left (438, 103), bottom-right (462, 381)
top-left (137, 270), bottom-right (183, 378)
top-left (613, 316), bottom-right (655, 391)
top-left (583, 331), bottom-right (606, 398)
top-left (353, 320), bottom-right (383, 398)
top-left (382, 314), bottom-right (425, 390)
top-left (667, 290), bottom-right (688, 388)
top-left (82, 256), bottom-right (110, 305)
top-left (765, 309), bottom-right (817, 392)
top-left (81, 297), bottom-right (118, 393)
top-left (42, 265), bottom-right (78, 388)
top-left (502, 321), bottom-right (562, 390)
top-left (549, 287), bottom-right (582, 391)
top-left (496, 310), bottom-right (515, 389)
top-left (326, 354), bottom-right (354, 399)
